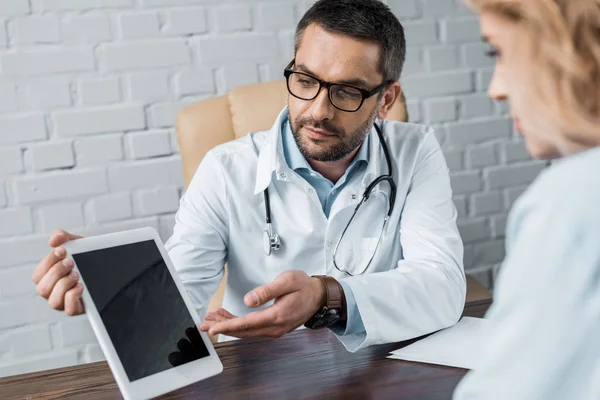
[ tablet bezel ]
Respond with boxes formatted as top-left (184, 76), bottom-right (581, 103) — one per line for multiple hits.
top-left (63, 227), bottom-right (223, 400)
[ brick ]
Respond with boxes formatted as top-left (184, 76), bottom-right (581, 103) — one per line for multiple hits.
top-left (158, 213), bottom-right (175, 242)
top-left (0, 114), bottom-right (47, 145)
top-left (147, 102), bottom-right (189, 129)
top-left (38, 202), bottom-right (84, 231)
top-left (77, 216), bottom-right (158, 237)
top-left (57, 317), bottom-right (97, 347)
top-left (218, 63), bottom-right (260, 92)
top-left (108, 158), bottom-right (183, 191)
top-left (170, 131), bottom-right (179, 153)
top-left (28, 141), bottom-right (75, 171)
top-left (133, 187), bottom-right (179, 216)
top-left (0, 266), bottom-right (37, 297)
top-left (34, 0), bottom-right (133, 11)
top-left (491, 215), bottom-right (507, 238)
top-left (467, 144), bottom-right (497, 168)
top-left (0, 325), bottom-right (52, 357)
top-left (195, 34), bottom-right (279, 65)
top-left (163, 7), bottom-right (208, 36)
top-left (402, 71), bottom-right (473, 98)
top-left (458, 218), bottom-right (489, 244)
top-left (100, 40), bottom-right (190, 72)
top-left (485, 162), bottom-right (546, 190)
top-left (447, 118), bottom-right (511, 146)
top-left (501, 141), bottom-right (531, 163)
top-left (24, 77), bottom-right (71, 109)
top-left (118, 11), bottom-right (160, 39)
top-left (278, 30), bottom-right (295, 61)
top-left (442, 149), bottom-right (463, 171)
top-left (84, 344), bottom-right (105, 363)
top-left (127, 131), bottom-right (172, 159)
top-left (74, 134), bottom-right (123, 166)
top-left (14, 169), bottom-right (108, 204)
top-left (450, 171), bottom-right (482, 194)
top-left (61, 15), bottom-right (111, 44)
top-left (402, 20), bottom-right (438, 45)
top-left (140, 0), bottom-right (201, 5)
top-left (0, 82), bottom-right (17, 112)
top-left (214, 5), bottom-right (252, 32)
top-left (1, 47), bottom-right (95, 76)
top-left (460, 93), bottom-right (494, 118)
top-left (257, 3), bottom-right (296, 30)
top-left (86, 192), bottom-right (131, 223)
top-left (442, 18), bottom-right (481, 43)
top-left (0, 207), bottom-right (33, 236)
top-left (453, 196), bottom-right (467, 219)
top-left (424, 98), bottom-right (457, 123)
top-left (471, 191), bottom-right (503, 216)
top-left (15, 15), bottom-right (60, 44)
top-left (0, 181), bottom-right (6, 208)
top-left (0, 235), bottom-right (49, 268)
top-left (463, 43), bottom-right (495, 68)
top-left (425, 46), bottom-right (459, 71)
top-left (55, 105), bottom-right (145, 137)
top-left (422, 0), bottom-right (454, 17)
top-left (0, 348), bottom-right (78, 378)
top-left (433, 127), bottom-right (446, 146)
top-left (125, 71), bottom-right (170, 103)
top-left (464, 239), bottom-right (506, 266)
top-left (477, 68), bottom-right (494, 92)
top-left (504, 186), bottom-right (528, 209)
top-left (406, 100), bottom-right (422, 123)
top-left (0, 20), bottom-right (7, 47)
top-left (0, 1), bottom-right (30, 16)
top-left (388, 0), bottom-right (420, 19)
top-left (174, 67), bottom-right (214, 97)
top-left (79, 77), bottom-right (121, 105)
top-left (402, 47), bottom-right (424, 76)
top-left (0, 147), bottom-right (23, 175)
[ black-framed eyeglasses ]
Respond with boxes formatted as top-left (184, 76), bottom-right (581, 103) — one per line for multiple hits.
top-left (283, 59), bottom-right (389, 113)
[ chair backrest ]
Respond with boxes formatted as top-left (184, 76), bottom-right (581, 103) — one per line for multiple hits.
top-left (176, 80), bottom-right (408, 187)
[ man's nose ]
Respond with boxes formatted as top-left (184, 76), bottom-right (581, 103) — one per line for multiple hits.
top-left (308, 86), bottom-right (335, 121)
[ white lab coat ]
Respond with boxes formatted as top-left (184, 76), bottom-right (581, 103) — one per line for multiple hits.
top-left (165, 107), bottom-right (465, 351)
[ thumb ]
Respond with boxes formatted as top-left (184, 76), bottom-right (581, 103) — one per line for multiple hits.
top-left (244, 272), bottom-right (299, 308)
top-left (49, 229), bottom-right (82, 247)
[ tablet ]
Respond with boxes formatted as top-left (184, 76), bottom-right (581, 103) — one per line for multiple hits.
top-left (63, 227), bottom-right (223, 400)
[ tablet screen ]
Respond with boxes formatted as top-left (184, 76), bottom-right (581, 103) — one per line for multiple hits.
top-left (73, 239), bottom-right (210, 382)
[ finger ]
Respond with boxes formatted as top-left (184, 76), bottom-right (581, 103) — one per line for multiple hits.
top-left (33, 247), bottom-right (67, 284)
top-left (47, 271), bottom-right (79, 311)
top-left (245, 272), bottom-right (300, 308)
top-left (215, 308), bottom-right (236, 318)
top-left (64, 284), bottom-right (85, 316)
top-left (36, 258), bottom-right (75, 299)
top-left (204, 310), bottom-right (234, 323)
top-left (48, 229), bottom-right (82, 248)
top-left (209, 309), bottom-right (275, 336)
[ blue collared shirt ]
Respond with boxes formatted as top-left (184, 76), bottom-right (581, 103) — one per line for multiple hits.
top-left (281, 115), bottom-right (367, 336)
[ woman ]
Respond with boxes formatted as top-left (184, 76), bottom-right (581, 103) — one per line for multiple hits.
top-left (454, 1), bottom-right (600, 399)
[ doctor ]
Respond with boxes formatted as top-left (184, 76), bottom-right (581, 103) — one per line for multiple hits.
top-left (32, 0), bottom-right (465, 352)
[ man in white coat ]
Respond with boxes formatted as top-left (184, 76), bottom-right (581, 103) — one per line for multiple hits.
top-left (32, 0), bottom-right (465, 352)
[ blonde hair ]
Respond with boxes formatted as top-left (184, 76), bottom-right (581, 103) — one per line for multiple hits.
top-left (466, 0), bottom-right (600, 145)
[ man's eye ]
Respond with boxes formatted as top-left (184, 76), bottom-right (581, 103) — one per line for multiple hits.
top-left (298, 79), bottom-right (316, 86)
top-left (485, 48), bottom-right (500, 58)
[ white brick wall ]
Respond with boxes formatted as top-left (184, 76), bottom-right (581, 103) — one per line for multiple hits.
top-left (0, 0), bottom-right (544, 378)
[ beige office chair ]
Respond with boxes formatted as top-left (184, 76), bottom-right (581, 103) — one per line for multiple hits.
top-left (176, 80), bottom-right (491, 320)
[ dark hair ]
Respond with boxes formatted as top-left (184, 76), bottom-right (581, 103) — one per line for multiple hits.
top-left (295, 0), bottom-right (406, 82)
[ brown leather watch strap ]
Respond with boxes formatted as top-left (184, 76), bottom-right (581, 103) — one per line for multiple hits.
top-left (313, 275), bottom-right (347, 322)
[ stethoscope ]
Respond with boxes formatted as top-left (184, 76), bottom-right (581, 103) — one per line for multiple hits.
top-left (262, 123), bottom-right (397, 276)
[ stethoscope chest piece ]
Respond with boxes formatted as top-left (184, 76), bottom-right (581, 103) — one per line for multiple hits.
top-left (263, 228), bottom-right (281, 256)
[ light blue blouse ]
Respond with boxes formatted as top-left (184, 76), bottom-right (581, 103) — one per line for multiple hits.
top-left (454, 146), bottom-right (600, 399)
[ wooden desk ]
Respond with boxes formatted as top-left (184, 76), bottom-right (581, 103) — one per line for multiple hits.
top-left (0, 300), bottom-right (491, 400)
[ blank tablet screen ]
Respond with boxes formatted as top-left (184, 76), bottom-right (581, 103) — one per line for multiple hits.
top-left (73, 240), bottom-right (210, 382)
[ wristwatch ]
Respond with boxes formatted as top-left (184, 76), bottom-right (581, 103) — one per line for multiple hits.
top-left (304, 275), bottom-right (347, 330)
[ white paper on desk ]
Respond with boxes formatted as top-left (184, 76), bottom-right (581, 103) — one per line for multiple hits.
top-left (387, 317), bottom-right (487, 370)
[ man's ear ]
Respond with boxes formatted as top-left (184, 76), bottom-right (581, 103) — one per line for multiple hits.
top-left (377, 82), bottom-right (402, 120)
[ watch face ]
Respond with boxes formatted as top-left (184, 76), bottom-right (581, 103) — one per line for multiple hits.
top-left (307, 308), bottom-right (340, 329)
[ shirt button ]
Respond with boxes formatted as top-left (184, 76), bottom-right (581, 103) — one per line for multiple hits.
top-left (308, 188), bottom-right (315, 193)
top-left (327, 241), bottom-right (333, 248)
top-left (351, 194), bottom-right (357, 200)
top-left (280, 173), bottom-right (287, 179)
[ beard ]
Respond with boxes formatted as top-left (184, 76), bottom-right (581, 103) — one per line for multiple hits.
top-left (289, 106), bottom-right (379, 162)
